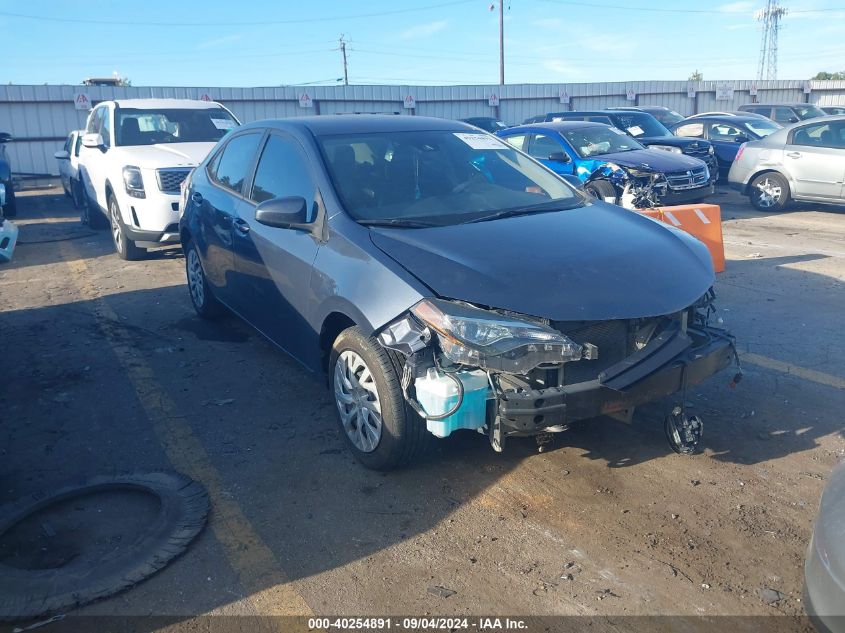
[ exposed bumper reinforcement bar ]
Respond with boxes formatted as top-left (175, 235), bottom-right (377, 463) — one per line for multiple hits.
top-left (497, 326), bottom-right (734, 432)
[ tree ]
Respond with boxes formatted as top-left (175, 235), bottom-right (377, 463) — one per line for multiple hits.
top-left (813, 71), bottom-right (845, 80)
top-left (689, 70), bottom-right (703, 81)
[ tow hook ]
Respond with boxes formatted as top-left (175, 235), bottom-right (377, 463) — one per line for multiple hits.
top-left (535, 432), bottom-right (555, 453)
top-left (664, 406), bottom-right (704, 454)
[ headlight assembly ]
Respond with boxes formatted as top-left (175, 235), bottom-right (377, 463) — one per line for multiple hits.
top-left (410, 298), bottom-right (586, 373)
top-left (649, 145), bottom-right (682, 154)
top-left (122, 165), bottom-right (146, 199)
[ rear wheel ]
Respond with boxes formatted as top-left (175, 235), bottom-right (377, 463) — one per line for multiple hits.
top-left (749, 172), bottom-right (790, 212)
top-left (109, 194), bottom-right (146, 260)
top-left (329, 326), bottom-right (426, 470)
top-left (184, 241), bottom-right (224, 319)
top-left (584, 179), bottom-right (617, 204)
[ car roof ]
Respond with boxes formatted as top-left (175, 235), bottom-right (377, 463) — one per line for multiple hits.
top-left (678, 114), bottom-right (770, 123)
top-left (608, 105), bottom-right (669, 111)
top-left (504, 120), bottom-right (608, 132)
top-left (239, 115), bottom-right (474, 136)
top-left (112, 98), bottom-right (226, 109)
top-left (739, 103), bottom-right (810, 108)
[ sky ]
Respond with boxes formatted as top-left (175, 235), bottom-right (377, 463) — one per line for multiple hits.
top-left (2, 0), bottom-right (845, 87)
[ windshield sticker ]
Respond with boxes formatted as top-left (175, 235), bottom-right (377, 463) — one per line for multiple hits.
top-left (211, 118), bottom-right (237, 130)
top-left (453, 132), bottom-right (509, 150)
top-left (627, 125), bottom-right (644, 136)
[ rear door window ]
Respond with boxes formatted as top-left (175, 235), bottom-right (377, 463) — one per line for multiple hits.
top-left (208, 132), bottom-right (263, 196)
top-left (790, 121), bottom-right (845, 149)
top-left (773, 107), bottom-right (796, 123)
top-left (708, 122), bottom-right (743, 141)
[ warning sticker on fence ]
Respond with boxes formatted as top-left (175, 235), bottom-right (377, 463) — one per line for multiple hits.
top-left (453, 133), bottom-right (509, 150)
top-left (211, 119), bottom-right (237, 130)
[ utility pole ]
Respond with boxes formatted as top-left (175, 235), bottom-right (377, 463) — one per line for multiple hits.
top-left (756, 0), bottom-right (787, 80)
top-left (339, 35), bottom-right (349, 86)
top-left (498, 1), bottom-right (505, 85)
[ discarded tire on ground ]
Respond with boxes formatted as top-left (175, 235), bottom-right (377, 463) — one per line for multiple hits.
top-left (0, 472), bottom-right (209, 621)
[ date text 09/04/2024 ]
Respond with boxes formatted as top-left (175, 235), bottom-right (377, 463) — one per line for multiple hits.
top-left (308, 617), bottom-right (528, 630)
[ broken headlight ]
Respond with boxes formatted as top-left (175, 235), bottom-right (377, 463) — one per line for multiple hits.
top-left (411, 298), bottom-right (583, 373)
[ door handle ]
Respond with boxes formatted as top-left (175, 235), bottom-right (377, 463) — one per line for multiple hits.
top-left (233, 218), bottom-right (250, 235)
top-left (786, 152), bottom-right (802, 159)
top-left (191, 192), bottom-right (203, 203)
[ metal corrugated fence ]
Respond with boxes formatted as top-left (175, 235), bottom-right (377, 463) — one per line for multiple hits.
top-left (2, 80), bottom-right (845, 178)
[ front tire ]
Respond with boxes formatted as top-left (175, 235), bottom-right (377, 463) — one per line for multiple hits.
top-left (749, 172), bottom-right (790, 212)
top-left (584, 179), bottom-right (618, 204)
top-left (109, 194), bottom-right (146, 260)
top-left (184, 241), bottom-right (224, 319)
top-left (329, 326), bottom-right (426, 471)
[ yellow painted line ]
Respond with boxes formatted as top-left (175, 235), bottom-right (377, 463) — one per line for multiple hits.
top-left (57, 242), bottom-right (311, 618)
top-left (742, 352), bottom-right (845, 390)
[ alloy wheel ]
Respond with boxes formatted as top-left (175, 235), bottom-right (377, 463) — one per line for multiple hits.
top-left (110, 199), bottom-right (123, 253)
top-left (187, 249), bottom-right (205, 308)
top-left (333, 350), bottom-right (383, 453)
top-left (754, 177), bottom-right (782, 209)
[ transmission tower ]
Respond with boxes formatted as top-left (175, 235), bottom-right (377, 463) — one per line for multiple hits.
top-left (756, 0), bottom-right (788, 80)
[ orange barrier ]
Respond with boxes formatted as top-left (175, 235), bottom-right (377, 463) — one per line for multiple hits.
top-left (638, 204), bottom-right (725, 273)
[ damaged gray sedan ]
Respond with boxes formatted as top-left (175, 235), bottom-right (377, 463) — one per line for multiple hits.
top-left (180, 116), bottom-right (740, 470)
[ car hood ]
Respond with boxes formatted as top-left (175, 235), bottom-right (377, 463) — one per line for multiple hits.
top-left (113, 142), bottom-right (216, 169)
top-left (639, 136), bottom-right (712, 151)
top-left (369, 201), bottom-right (714, 321)
top-left (596, 148), bottom-right (706, 172)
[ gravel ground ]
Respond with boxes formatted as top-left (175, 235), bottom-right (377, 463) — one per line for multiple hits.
top-left (1, 185), bottom-right (843, 632)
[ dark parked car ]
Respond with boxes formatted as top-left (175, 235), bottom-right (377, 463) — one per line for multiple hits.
top-left (738, 103), bottom-right (827, 124)
top-left (525, 109), bottom-right (718, 179)
top-left (460, 117), bottom-right (508, 133)
top-left (671, 114), bottom-right (782, 176)
top-left (498, 121), bottom-right (713, 207)
top-left (822, 106), bottom-right (845, 116)
top-left (180, 116), bottom-right (736, 469)
top-left (607, 105), bottom-right (686, 126)
top-left (0, 132), bottom-right (15, 218)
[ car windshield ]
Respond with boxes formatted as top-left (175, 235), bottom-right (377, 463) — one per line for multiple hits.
top-left (318, 130), bottom-right (581, 226)
top-left (562, 125), bottom-right (645, 158)
top-left (114, 107), bottom-right (239, 146)
top-left (611, 112), bottom-right (671, 138)
top-left (796, 105), bottom-right (826, 120)
top-left (744, 119), bottom-right (781, 138)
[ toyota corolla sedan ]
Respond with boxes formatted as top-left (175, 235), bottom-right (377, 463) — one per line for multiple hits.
top-left (180, 116), bottom-right (737, 470)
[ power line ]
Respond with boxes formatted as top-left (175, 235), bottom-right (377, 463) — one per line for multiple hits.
top-left (0, 0), bottom-right (475, 26)
top-left (537, 0), bottom-right (842, 13)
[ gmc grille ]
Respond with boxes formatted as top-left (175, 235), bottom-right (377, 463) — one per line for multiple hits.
top-left (156, 168), bottom-right (192, 194)
top-left (665, 166), bottom-right (709, 190)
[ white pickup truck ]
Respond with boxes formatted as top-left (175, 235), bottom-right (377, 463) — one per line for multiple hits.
top-left (78, 98), bottom-right (240, 260)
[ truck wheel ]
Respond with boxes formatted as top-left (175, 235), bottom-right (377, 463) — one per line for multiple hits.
top-left (749, 172), bottom-right (790, 212)
top-left (329, 326), bottom-right (427, 471)
top-left (184, 241), bottom-right (224, 319)
top-left (3, 186), bottom-right (16, 218)
top-left (70, 179), bottom-right (83, 210)
top-left (109, 194), bottom-right (146, 261)
top-left (584, 179), bottom-right (617, 204)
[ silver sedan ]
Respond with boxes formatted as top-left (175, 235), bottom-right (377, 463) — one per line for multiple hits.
top-left (805, 459), bottom-right (845, 633)
top-left (728, 115), bottom-right (845, 211)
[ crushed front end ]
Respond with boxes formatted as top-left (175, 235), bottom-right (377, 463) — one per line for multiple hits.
top-left (378, 291), bottom-right (738, 453)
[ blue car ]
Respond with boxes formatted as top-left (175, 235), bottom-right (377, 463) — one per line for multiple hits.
top-left (497, 121), bottom-right (713, 207)
top-left (180, 115), bottom-right (736, 469)
top-left (670, 115), bottom-right (782, 177)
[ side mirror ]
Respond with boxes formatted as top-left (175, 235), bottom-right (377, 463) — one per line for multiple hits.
top-left (0, 132), bottom-right (12, 144)
top-left (548, 151), bottom-right (571, 163)
top-left (54, 150), bottom-right (70, 160)
top-left (255, 196), bottom-right (309, 229)
top-left (561, 174), bottom-right (585, 190)
top-left (81, 133), bottom-right (104, 148)
top-left (733, 135), bottom-right (749, 143)
top-left (788, 117), bottom-right (799, 124)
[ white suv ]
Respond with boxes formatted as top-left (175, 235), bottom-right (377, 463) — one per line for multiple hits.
top-left (79, 98), bottom-right (240, 260)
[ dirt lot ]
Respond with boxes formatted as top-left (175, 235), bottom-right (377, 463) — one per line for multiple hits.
top-left (1, 185), bottom-right (843, 631)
